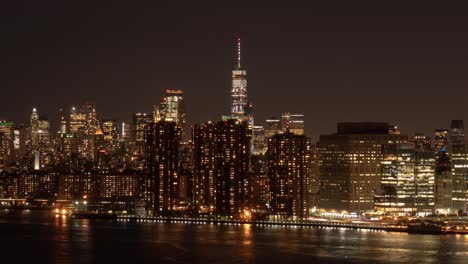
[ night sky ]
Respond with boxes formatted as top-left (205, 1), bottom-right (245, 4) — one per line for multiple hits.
top-left (1, 1), bottom-right (468, 141)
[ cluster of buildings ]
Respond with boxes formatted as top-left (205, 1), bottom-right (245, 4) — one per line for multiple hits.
top-left (0, 39), bottom-right (467, 219)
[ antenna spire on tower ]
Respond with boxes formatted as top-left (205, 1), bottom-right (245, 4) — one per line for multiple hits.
top-left (237, 37), bottom-right (241, 69)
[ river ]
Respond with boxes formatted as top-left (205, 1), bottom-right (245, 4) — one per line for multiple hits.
top-left (0, 210), bottom-right (466, 263)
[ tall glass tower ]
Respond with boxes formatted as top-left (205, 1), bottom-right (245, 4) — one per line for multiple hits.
top-left (231, 38), bottom-right (247, 116)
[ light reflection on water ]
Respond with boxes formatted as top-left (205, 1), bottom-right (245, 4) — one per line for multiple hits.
top-left (0, 211), bottom-right (466, 263)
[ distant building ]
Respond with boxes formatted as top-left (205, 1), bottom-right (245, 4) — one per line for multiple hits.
top-left (265, 118), bottom-right (282, 139)
top-left (434, 128), bottom-right (449, 152)
top-left (0, 121), bottom-right (14, 168)
top-left (412, 133), bottom-right (432, 151)
top-left (450, 120), bottom-right (464, 145)
top-left (282, 113), bottom-right (305, 135)
top-left (160, 90), bottom-right (186, 128)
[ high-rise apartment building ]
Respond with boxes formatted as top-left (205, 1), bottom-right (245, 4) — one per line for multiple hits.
top-left (192, 122), bottom-right (217, 212)
top-left (144, 121), bottom-right (182, 216)
top-left (214, 119), bottom-right (251, 219)
top-left (268, 133), bottom-right (310, 218)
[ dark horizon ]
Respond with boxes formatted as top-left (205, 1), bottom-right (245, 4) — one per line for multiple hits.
top-left (2, 2), bottom-right (468, 141)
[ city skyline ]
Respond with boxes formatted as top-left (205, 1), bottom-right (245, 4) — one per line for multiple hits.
top-left (2, 2), bottom-right (468, 140)
top-left (2, 3), bottom-right (468, 263)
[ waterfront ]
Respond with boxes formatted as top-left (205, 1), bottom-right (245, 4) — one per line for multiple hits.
top-left (0, 211), bottom-right (466, 263)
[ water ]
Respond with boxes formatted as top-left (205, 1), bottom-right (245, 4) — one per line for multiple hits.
top-left (0, 210), bottom-right (466, 263)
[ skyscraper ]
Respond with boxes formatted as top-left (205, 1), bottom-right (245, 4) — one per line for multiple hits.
top-left (450, 143), bottom-right (468, 211)
top-left (160, 90), bottom-right (185, 128)
top-left (435, 149), bottom-right (452, 212)
top-left (265, 118), bottom-right (282, 139)
top-left (415, 150), bottom-right (435, 214)
top-left (58, 108), bottom-right (68, 135)
top-left (231, 38), bottom-right (248, 117)
top-left (412, 133), bottom-right (432, 151)
top-left (133, 113), bottom-right (152, 143)
top-left (0, 121), bottom-right (14, 169)
top-left (450, 120), bottom-right (464, 145)
top-left (434, 128), bottom-right (449, 152)
top-left (282, 113), bottom-right (305, 135)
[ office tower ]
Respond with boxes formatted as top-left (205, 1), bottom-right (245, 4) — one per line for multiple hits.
top-left (317, 122), bottom-right (408, 214)
top-left (450, 120), bottom-right (464, 144)
top-left (120, 121), bottom-right (131, 142)
top-left (93, 127), bottom-right (105, 166)
top-left (144, 121), bottom-right (182, 216)
top-left (282, 113), bottom-right (305, 135)
top-left (414, 150), bottom-right (435, 215)
top-left (133, 113), bottom-right (152, 164)
top-left (58, 108), bottom-right (67, 135)
top-left (30, 109), bottom-right (52, 154)
top-left (265, 118), bottom-right (282, 139)
top-left (69, 103), bottom-right (100, 161)
top-left (214, 119), bottom-right (251, 219)
top-left (0, 121), bottom-right (14, 168)
top-left (435, 149), bottom-right (452, 212)
top-left (82, 102), bottom-right (100, 160)
top-left (450, 143), bottom-right (468, 211)
top-left (231, 38), bottom-right (247, 117)
top-left (30, 108), bottom-right (39, 149)
top-left (13, 124), bottom-right (27, 161)
top-left (252, 125), bottom-right (267, 155)
top-left (159, 90), bottom-right (186, 129)
top-left (69, 106), bottom-right (86, 134)
top-left (268, 133), bottom-right (311, 219)
top-left (434, 128), bottom-right (449, 152)
top-left (375, 143), bottom-right (433, 216)
top-left (57, 133), bottom-right (78, 158)
top-left (412, 133), bottom-right (432, 151)
top-left (101, 119), bottom-right (119, 148)
top-left (133, 113), bottom-right (152, 143)
top-left (82, 101), bottom-right (99, 133)
top-left (192, 122), bottom-right (217, 212)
